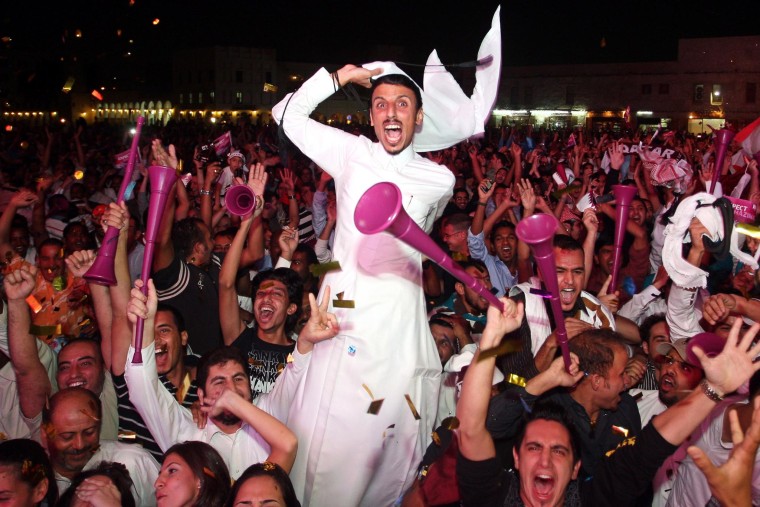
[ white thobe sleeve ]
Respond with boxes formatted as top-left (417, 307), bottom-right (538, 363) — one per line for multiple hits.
top-left (618, 285), bottom-right (662, 322)
top-left (666, 284), bottom-right (704, 342)
top-left (124, 343), bottom-right (196, 451)
top-left (255, 347), bottom-right (311, 423)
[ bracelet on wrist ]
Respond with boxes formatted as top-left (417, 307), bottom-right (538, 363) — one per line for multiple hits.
top-left (701, 379), bottom-right (724, 402)
top-left (199, 189), bottom-right (212, 196)
top-left (288, 194), bottom-right (296, 200)
top-left (477, 201), bottom-right (487, 206)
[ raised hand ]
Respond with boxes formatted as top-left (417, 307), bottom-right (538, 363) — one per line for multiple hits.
top-left (297, 286), bottom-right (340, 354)
top-left (279, 168), bottom-right (295, 193)
top-left (65, 249), bottom-right (97, 278)
top-left (3, 265), bottom-right (38, 300)
top-left (481, 298), bottom-right (524, 349)
top-left (278, 227), bottom-right (299, 261)
top-left (696, 319), bottom-right (760, 397)
top-left (8, 189), bottom-right (37, 209)
top-left (336, 64), bottom-right (382, 88)
top-left (151, 139), bottom-right (178, 170)
top-left (126, 279), bottom-right (157, 325)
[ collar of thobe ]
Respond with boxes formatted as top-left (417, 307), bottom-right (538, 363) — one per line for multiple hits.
top-left (373, 143), bottom-right (415, 172)
top-left (362, 6), bottom-right (502, 153)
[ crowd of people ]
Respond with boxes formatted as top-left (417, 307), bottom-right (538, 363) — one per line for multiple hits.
top-left (3, 40), bottom-right (760, 506)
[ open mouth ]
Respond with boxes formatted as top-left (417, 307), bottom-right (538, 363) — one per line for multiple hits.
top-left (560, 288), bottom-right (576, 305)
top-left (67, 379), bottom-right (86, 388)
top-left (534, 475), bottom-right (555, 499)
top-left (384, 123), bottom-right (402, 144)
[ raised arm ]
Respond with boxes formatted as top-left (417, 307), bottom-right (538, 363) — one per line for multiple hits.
top-left (150, 140), bottom-right (179, 273)
top-left (458, 298), bottom-right (524, 462)
top-left (0, 190), bottom-right (37, 254)
top-left (5, 265), bottom-right (51, 418)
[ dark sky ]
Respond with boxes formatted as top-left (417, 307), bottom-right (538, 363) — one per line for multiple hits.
top-left (2, 0), bottom-right (760, 99)
top-left (5, 0), bottom-right (760, 65)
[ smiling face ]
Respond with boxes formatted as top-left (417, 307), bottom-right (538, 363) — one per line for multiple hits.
top-left (254, 280), bottom-right (296, 334)
top-left (553, 248), bottom-right (584, 312)
top-left (628, 200), bottom-right (646, 227)
top-left (370, 83), bottom-right (423, 155)
top-left (44, 390), bottom-right (101, 480)
top-left (154, 310), bottom-right (188, 377)
top-left (56, 340), bottom-right (106, 395)
top-left (154, 453), bottom-right (200, 507)
top-left (514, 419), bottom-right (580, 507)
top-left (9, 227), bottom-right (30, 258)
top-left (37, 243), bottom-right (65, 283)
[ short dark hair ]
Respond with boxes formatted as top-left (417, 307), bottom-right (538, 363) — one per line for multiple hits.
top-left (196, 346), bottom-right (249, 394)
top-left (490, 220), bottom-right (516, 244)
top-left (515, 400), bottom-right (581, 464)
top-left (369, 73), bottom-right (422, 111)
top-left (156, 303), bottom-right (187, 333)
top-left (39, 237), bottom-right (64, 252)
top-left (57, 462), bottom-right (135, 507)
top-left (251, 267), bottom-right (303, 335)
top-left (0, 438), bottom-right (58, 506)
top-left (227, 462), bottom-right (301, 507)
top-left (553, 234), bottom-right (583, 253)
top-left (172, 217), bottom-right (207, 260)
top-left (443, 212), bottom-right (472, 232)
top-left (639, 313), bottom-right (666, 344)
top-left (569, 328), bottom-right (626, 377)
top-left (164, 441), bottom-right (231, 507)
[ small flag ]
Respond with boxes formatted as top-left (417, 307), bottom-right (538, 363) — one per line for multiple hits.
top-left (114, 149), bottom-right (130, 168)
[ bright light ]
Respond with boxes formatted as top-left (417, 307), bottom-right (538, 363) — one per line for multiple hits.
top-left (714, 91), bottom-right (721, 96)
top-left (130, 128), bottom-right (136, 135)
top-left (636, 111), bottom-right (653, 116)
top-left (210, 117), bottom-right (217, 124)
top-left (152, 18), bottom-right (160, 25)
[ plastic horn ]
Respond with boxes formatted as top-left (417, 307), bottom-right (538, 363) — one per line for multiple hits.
top-left (225, 185), bottom-right (257, 216)
top-left (685, 332), bottom-right (725, 367)
top-left (85, 116), bottom-right (145, 285)
top-left (132, 165), bottom-right (178, 364)
top-left (609, 185), bottom-right (638, 292)
top-left (354, 182), bottom-right (504, 312)
top-left (709, 128), bottom-right (735, 194)
top-left (515, 213), bottom-right (572, 371)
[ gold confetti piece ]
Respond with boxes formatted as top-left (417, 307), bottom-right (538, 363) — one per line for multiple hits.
top-left (506, 373), bottom-right (527, 388)
top-left (286, 354), bottom-right (294, 364)
top-left (367, 399), bottom-right (385, 415)
top-left (118, 431), bottom-right (137, 440)
top-left (333, 299), bottom-right (355, 308)
top-left (431, 431), bottom-right (441, 446)
top-left (260, 281), bottom-right (275, 290)
top-left (612, 425), bottom-right (629, 438)
top-left (405, 394), bottom-right (421, 420)
top-left (441, 416), bottom-right (460, 430)
top-left (382, 424), bottom-right (395, 439)
top-left (336, 291), bottom-right (345, 300)
top-left (477, 339), bottom-right (523, 361)
top-left (310, 261), bottom-right (342, 276)
top-left (79, 409), bottom-right (101, 422)
top-left (362, 383), bottom-right (375, 400)
top-left (632, 391), bottom-right (644, 402)
top-left (25, 295), bottom-right (42, 314)
top-left (248, 358), bottom-right (264, 367)
top-left (276, 363), bottom-right (285, 375)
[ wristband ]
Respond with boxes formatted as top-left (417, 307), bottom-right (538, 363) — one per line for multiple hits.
top-left (477, 201), bottom-right (487, 206)
top-left (288, 194), bottom-right (296, 200)
top-left (199, 189), bottom-right (212, 196)
top-left (701, 379), bottom-right (724, 402)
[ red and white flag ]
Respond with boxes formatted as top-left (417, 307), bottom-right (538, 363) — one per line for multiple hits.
top-left (213, 131), bottom-right (233, 156)
top-left (566, 133), bottom-right (576, 148)
top-left (735, 116), bottom-right (760, 158)
top-left (114, 149), bottom-right (130, 168)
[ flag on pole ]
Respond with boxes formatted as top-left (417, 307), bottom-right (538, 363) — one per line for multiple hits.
top-left (114, 149), bottom-right (130, 169)
top-left (566, 133), bottom-right (576, 148)
top-left (213, 131), bottom-right (232, 157)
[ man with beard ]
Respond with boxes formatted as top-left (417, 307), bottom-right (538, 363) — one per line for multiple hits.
top-left (124, 279), bottom-right (298, 479)
top-left (42, 387), bottom-right (159, 504)
top-left (5, 263), bottom-right (118, 440)
top-left (468, 179), bottom-right (518, 296)
top-left (436, 260), bottom-right (494, 334)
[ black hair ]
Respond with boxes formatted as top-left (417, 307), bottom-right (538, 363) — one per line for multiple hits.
top-left (489, 220), bottom-right (516, 244)
top-left (38, 237), bottom-right (64, 252)
top-left (227, 462), bottom-right (301, 507)
top-left (0, 438), bottom-right (58, 506)
top-left (443, 212), bottom-right (472, 232)
top-left (163, 441), bottom-right (231, 507)
top-left (251, 267), bottom-right (304, 335)
top-left (569, 328), bottom-right (626, 377)
top-left (196, 346), bottom-right (249, 394)
top-left (172, 217), bottom-right (207, 261)
top-left (514, 400), bottom-right (582, 465)
top-left (553, 234), bottom-right (583, 253)
top-left (57, 461), bottom-right (135, 507)
top-left (156, 303), bottom-right (187, 333)
top-left (369, 74), bottom-right (423, 111)
top-left (639, 313), bottom-right (666, 344)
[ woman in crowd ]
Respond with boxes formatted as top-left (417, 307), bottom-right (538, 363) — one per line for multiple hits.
top-left (154, 441), bottom-right (231, 507)
top-left (226, 462), bottom-right (300, 507)
top-left (0, 439), bottom-right (57, 507)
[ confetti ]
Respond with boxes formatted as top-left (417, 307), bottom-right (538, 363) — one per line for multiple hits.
top-left (405, 394), bottom-right (421, 420)
top-left (506, 373), bottom-right (527, 387)
top-left (286, 354), bottom-right (294, 364)
top-left (25, 295), bottom-right (42, 314)
top-left (260, 281), bottom-right (275, 290)
top-left (310, 261), bottom-right (342, 276)
top-left (477, 339), bottom-right (523, 361)
top-left (362, 384), bottom-right (375, 400)
top-left (611, 425), bottom-right (629, 438)
top-left (367, 399), bottom-right (385, 415)
top-left (382, 424), bottom-right (395, 439)
top-left (632, 391), bottom-right (644, 401)
top-left (348, 345), bottom-right (356, 356)
top-left (333, 299), bottom-right (355, 308)
top-left (79, 409), bottom-right (101, 422)
top-left (118, 431), bottom-right (137, 440)
top-left (248, 358), bottom-right (264, 367)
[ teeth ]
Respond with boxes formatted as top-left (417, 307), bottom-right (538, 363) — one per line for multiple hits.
top-left (561, 288), bottom-right (574, 293)
top-left (385, 125), bottom-right (400, 130)
top-left (69, 381), bottom-right (85, 387)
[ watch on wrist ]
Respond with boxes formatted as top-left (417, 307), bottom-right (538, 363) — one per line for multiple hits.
top-left (701, 379), bottom-right (724, 402)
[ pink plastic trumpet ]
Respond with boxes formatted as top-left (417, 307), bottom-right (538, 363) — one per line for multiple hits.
top-left (609, 185), bottom-right (638, 292)
top-left (354, 182), bottom-right (504, 312)
top-left (709, 129), bottom-right (735, 195)
top-left (132, 165), bottom-right (178, 364)
top-left (515, 213), bottom-right (572, 371)
top-left (85, 116), bottom-right (145, 285)
top-left (225, 185), bottom-right (257, 216)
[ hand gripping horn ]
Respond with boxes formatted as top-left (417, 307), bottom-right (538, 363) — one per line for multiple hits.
top-left (354, 182), bottom-right (504, 312)
top-left (132, 165), bottom-right (178, 364)
top-left (515, 213), bottom-right (572, 371)
top-left (225, 185), bottom-right (257, 217)
top-left (84, 116), bottom-right (145, 285)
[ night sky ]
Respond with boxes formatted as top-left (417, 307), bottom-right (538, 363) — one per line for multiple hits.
top-left (2, 1), bottom-right (760, 99)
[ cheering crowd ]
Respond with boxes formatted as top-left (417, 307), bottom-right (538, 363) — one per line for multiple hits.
top-left (3, 27), bottom-right (760, 507)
